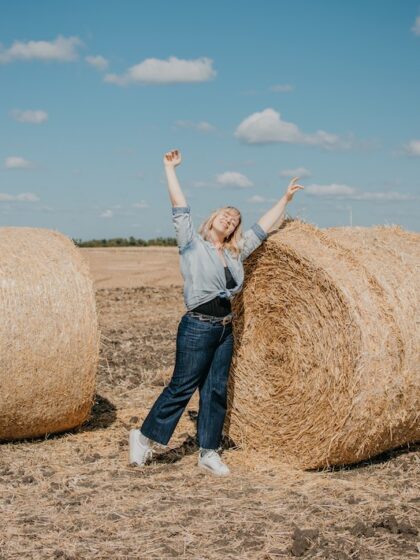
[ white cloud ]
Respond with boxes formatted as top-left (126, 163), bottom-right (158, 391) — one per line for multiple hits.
top-left (104, 56), bottom-right (216, 86)
top-left (248, 194), bottom-right (284, 204)
top-left (192, 180), bottom-right (211, 189)
top-left (132, 200), bottom-right (149, 209)
top-left (411, 16), bottom-right (420, 35)
top-left (306, 184), bottom-right (356, 197)
top-left (280, 167), bottom-right (311, 178)
top-left (248, 195), bottom-right (267, 203)
top-left (0, 192), bottom-right (39, 201)
top-left (175, 120), bottom-right (215, 133)
top-left (0, 35), bottom-right (83, 63)
top-left (235, 108), bottom-right (351, 150)
top-left (216, 172), bottom-right (253, 189)
top-left (85, 55), bottom-right (109, 71)
top-left (270, 84), bottom-right (294, 93)
top-left (4, 156), bottom-right (33, 169)
top-left (11, 109), bottom-right (48, 124)
top-left (305, 183), bottom-right (416, 201)
top-left (350, 192), bottom-right (416, 201)
top-left (100, 209), bottom-right (113, 218)
top-left (403, 139), bottom-right (420, 157)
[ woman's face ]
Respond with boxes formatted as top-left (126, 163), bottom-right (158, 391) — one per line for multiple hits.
top-left (212, 208), bottom-right (241, 239)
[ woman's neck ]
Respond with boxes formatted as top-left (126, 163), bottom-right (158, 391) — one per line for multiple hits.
top-left (208, 228), bottom-right (225, 249)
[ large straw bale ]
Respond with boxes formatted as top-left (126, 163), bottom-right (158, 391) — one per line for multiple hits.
top-left (0, 228), bottom-right (99, 440)
top-left (227, 221), bottom-right (420, 469)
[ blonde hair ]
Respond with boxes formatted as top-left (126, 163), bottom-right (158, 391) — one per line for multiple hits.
top-left (198, 206), bottom-right (243, 257)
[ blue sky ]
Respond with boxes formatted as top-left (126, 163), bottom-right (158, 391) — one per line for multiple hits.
top-left (1, 0), bottom-right (419, 239)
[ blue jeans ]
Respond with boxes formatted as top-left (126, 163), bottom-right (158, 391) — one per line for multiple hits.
top-left (140, 312), bottom-right (234, 449)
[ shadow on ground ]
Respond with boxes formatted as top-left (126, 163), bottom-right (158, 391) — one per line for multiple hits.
top-left (0, 394), bottom-right (117, 445)
top-left (312, 441), bottom-right (420, 473)
top-left (77, 393), bottom-right (117, 432)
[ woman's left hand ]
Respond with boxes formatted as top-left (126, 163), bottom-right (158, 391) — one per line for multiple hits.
top-left (285, 177), bottom-right (305, 202)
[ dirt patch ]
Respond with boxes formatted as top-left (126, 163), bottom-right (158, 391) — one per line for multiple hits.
top-left (81, 247), bottom-right (183, 289)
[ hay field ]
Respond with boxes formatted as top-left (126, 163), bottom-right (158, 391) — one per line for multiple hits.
top-left (0, 246), bottom-right (418, 559)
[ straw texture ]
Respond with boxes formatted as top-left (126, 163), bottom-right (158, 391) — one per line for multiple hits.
top-left (0, 227), bottom-right (99, 440)
top-left (227, 221), bottom-right (420, 469)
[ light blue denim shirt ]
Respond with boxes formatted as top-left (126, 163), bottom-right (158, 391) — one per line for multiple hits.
top-left (172, 206), bottom-right (267, 311)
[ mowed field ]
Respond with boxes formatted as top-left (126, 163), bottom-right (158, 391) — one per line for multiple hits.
top-left (0, 247), bottom-right (418, 560)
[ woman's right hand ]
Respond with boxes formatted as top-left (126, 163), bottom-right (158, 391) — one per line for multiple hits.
top-left (164, 149), bottom-right (182, 168)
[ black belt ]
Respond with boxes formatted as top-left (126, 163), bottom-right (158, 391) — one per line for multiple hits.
top-left (186, 311), bottom-right (234, 326)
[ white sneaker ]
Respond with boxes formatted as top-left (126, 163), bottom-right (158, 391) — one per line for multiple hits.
top-left (198, 449), bottom-right (230, 476)
top-left (129, 429), bottom-right (153, 466)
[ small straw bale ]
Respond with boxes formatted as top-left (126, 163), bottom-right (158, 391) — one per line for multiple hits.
top-left (0, 228), bottom-right (100, 440)
top-left (227, 220), bottom-right (420, 469)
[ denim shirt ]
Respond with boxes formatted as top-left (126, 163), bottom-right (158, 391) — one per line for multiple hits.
top-left (172, 206), bottom-right (267, 310)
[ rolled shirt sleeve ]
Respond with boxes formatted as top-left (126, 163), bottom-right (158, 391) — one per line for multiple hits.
top-left (240, 222), bottom-right (268, 261)
top-left (172, 206), bottom-right (196, 251)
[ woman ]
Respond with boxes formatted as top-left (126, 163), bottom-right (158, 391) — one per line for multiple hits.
top-left (129, 149), bottom-right (304, 476)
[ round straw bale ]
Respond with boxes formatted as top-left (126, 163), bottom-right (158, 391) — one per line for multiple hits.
top-left (227, 221), bottom-right (420, 469)
top-left (0, 227), bottom-right (99, 440)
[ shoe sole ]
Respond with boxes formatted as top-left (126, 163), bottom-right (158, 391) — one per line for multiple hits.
top-left (129, 429), bottom-right (147, 467)
top-left (198, 462), bottom-right (230, 477)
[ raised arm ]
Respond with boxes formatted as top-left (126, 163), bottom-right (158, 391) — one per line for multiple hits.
top-left (257, 177), bottom-right (304, 234)
top-left (240, 178), bottom-right (304, 261)
top-left (164, 149), bottom-right (187, 207)
top-left (164, 149), bottom-right (196, 251)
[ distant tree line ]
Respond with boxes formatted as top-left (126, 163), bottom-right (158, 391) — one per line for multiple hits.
top-left (73, 236), bottom-right (177, 247)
